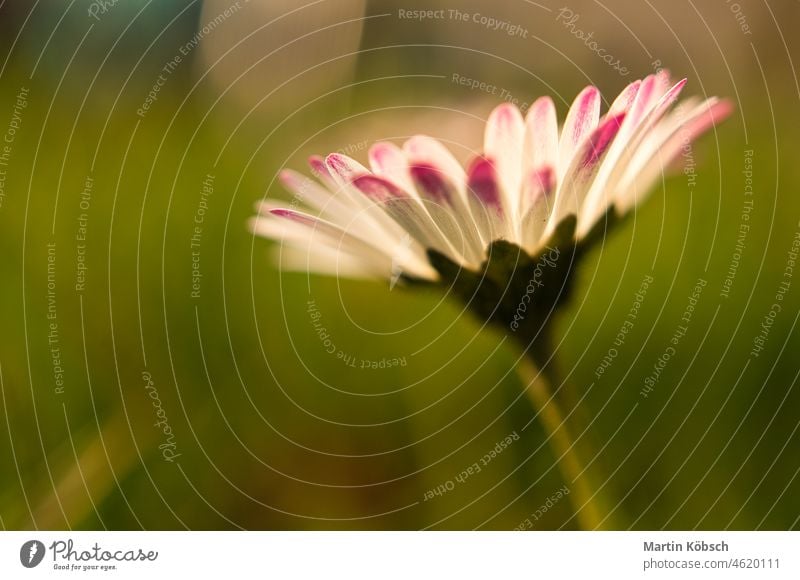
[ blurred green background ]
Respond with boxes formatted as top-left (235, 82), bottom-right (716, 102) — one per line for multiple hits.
top-left (0, 0), bottom-right (798, 530)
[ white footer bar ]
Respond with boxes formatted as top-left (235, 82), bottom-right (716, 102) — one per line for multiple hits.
top-left (1, 531), bottom-right (797, 578)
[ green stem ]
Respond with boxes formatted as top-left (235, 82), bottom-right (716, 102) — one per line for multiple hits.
top-left (516, 354), bottom-right (603, 530)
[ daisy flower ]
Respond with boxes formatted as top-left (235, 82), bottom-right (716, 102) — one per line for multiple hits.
top-left (250, 72), bottom-right (731, 530)
top-left (250, 72), bottom-right (731, 284)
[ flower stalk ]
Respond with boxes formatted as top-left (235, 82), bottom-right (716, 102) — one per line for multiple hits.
top-left (516, 351), bottom-right (603, 531)
top-left (425, 215), bottom-right (616, 529)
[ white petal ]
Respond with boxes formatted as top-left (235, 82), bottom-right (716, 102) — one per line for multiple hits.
top-left (606, 79), bottom-right (641, 118)
top-left (403, 135), bottom-right (467, 192)
top-left (484, 103), bottom-right (525, 226)
top-left (368, 141), bottom-right (416, 194)
top-left (351, 174), bottom-right (466, 264)
top-left (520, 167), bottom-right (556, 252)
top-left (408, 163), bottom-right (485, 264)
top-left (547, 113), bottom-right (626, 235)
top-left (273, 241), bottom-right (379, 279)
top-left (404, 136), bottom-right (491, 262)
top-left (324, 153), bottom-right (410, 244)
top-left (466, 156), bottom-right (508, 244)
top-left (614, 99), bottom-right (733, 212)
top-left (579, 78), bottom-right (688, 234)
top-left (522, 96), bottom-right (559, 215)
top-left (252, 208), bottom-right (435, 280)
top-left (278, 169), bottom-right (353, 224)
top-left (256, 208), bottom-right (393, 263)
top-left (558, 85), bottom-right (600, 178)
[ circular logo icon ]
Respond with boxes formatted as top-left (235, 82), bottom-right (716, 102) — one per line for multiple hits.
top-left (20, 540), bottom-right (45, 568)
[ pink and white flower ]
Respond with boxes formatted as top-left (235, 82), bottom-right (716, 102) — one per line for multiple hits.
top-left (250, 72), bottom-right (731, 282)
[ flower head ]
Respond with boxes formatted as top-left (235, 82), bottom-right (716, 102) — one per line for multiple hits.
top-left (251, 72), bottom-right (731, 283)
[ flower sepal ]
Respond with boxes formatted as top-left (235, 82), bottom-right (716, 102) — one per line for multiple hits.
top-left (426, 207), bottom-right (621, 365)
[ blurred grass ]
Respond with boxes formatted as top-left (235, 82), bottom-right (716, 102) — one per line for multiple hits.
top-left (0, 0), bottom-right (798, 530)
